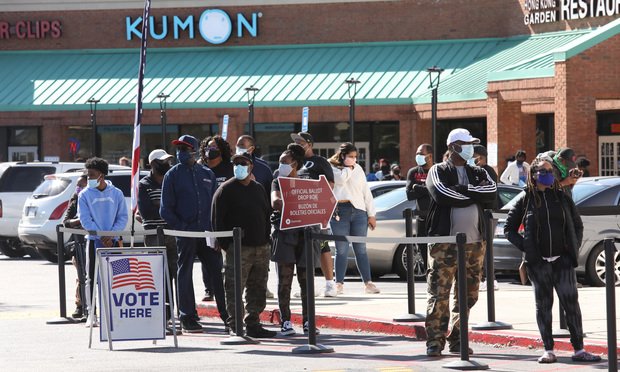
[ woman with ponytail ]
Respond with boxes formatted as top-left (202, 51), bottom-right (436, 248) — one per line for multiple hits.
top-left (504, 157), bottom-right (600, 364)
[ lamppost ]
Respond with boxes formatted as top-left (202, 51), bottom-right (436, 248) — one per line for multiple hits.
top-left (87, 97), bottom-right (100, 157)
top-left (244, 85), bottom-right (260, 139)
top-left (345, 77), bottom-right (360, 145)
top-left (427, 66), bottom-right (444, 161)
top-left (156, 92), bottom-right (170, 149)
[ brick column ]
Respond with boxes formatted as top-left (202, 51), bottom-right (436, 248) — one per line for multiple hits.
top-left (398, 111), bottom-right (425, 171)
top-left (487, 91), bottom-right (524, 176)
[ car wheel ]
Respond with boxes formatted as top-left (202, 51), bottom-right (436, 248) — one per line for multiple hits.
top-left (24, 247), bottom-right (42, 259)
top-left (586, 243), bottom-right (620, 287)
top-left (394, 244), bottom-right (427, 280)
top-left (0, 239), bottom-right (26, 258)
top-left (36, 245), bottom-right (72, 264)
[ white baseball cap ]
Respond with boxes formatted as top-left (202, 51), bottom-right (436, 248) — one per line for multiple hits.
top-left (446, 128), bottom-right (480, 146)
top-left (148, 149), bottom-right (173, 163)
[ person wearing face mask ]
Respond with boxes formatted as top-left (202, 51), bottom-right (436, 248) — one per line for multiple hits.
top-left (406, 144), bottom-right (434, 212)
top-left (160, 135), bottom-right (228, 334)
top-left (63, 174), bottom-right (88, 320)
top-left (500, 150), bottom-right (529, 187)
top-left (78, 157), bottom-right (128, 324)
top-left (269, 144), bottom-right (321, 335)
top-left (424, 128), bottom-right (496, 357)
top-left (235, 135), bottom-right (273, 199)
top-left (329, 142), bottom-right (379, 295)
top-left (212, 152), bottom-right (276, 338)
top-left (553, 147), bottom-right (582, 198)
top-left (504, 158), bottom-right (600, 364)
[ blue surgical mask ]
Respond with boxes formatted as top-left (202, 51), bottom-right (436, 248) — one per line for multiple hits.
top-left (176, 149), bottom-right (193, 165)
top-left (415, 154), bottom-right (427, 166)
top-left (278, 163), bottom-right (293, 177)
top-left (87, 178), bottom-right (99, 189)
top-left (458, 144), bottom-right (474, 161)
top-left (235, 146), bottom-right (246, 156)
top-left (537, 172), bottom-right (555, 186)
top-left (467, 158), bottom-right (476, 166)
top-left (234, 164), bottom-right (249, 180)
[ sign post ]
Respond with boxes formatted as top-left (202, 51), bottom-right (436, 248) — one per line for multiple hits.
top-left (222, 114), bottom-right (229, 140)
top-left (301, 107), bottom-right (309, 133)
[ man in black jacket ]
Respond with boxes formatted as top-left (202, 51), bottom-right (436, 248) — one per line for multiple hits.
top-left (406, 143), bottom-right (434, 215)
top-left (424, 128), bottom-right (496, 357)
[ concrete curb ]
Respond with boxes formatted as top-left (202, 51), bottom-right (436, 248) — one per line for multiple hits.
top-left (197, 303), bottom-right (614, 356)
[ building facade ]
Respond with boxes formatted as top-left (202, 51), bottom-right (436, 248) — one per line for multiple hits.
top-left (1, 0), bottom-right (620, 176)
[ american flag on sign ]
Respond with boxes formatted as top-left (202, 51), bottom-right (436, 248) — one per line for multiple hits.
top-left (110, 258), bottom-right (155, 291)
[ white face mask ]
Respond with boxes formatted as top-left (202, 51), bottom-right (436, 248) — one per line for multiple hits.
top-left (415, 154), bottom-right (427, 166)
top-left (278, 163), bottom-right (293, 177)
top-left (87, 177), bottom-right (100, 188)
top-left (344, 157), bottom-right (356, 167)
top-left (467, 157), bottom-right (476, 166)
top-left (235, 146), bottom-right (246, 156)
top-left (458, 144), bottom-right (474, 161)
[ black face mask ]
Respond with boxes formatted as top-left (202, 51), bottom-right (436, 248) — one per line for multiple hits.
top-left (381, 165), bottom-right (390, 173)
top-left (207, 148), bottom-right (221, 160)
top-left (393, 170), bottom-right (401, 176)
top-left (153, 161), bottom-right (171, 175)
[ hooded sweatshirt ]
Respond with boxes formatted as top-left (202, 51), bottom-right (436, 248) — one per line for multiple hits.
top-left (77, 180), bottom-right (128, 246)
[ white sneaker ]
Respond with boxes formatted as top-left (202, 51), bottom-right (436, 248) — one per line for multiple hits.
top-left (324, 280), bottom-right (337, 297)
top-left (266, 288), bottom-right (275, 299)
top-left (364, 281), bottom-right (380, 294)
top-left (479, 280), bottom-right (487, 291)
top-left (336, 282), bottom-right (344, 295)
top-left (493, 280), bottom-right (499, 291)
top-left (85, 318), bottom-right (99, 328)
top-left (280, 320), bottom-right (296, 336)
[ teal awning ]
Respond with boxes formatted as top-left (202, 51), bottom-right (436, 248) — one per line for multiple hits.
top-left (0, 18), bottom-right (618, 112)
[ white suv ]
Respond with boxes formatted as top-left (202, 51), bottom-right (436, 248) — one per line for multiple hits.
top-left (18, 168), bottom-right (146, 263)
top-left (0, 162), bottom-right (87, 258)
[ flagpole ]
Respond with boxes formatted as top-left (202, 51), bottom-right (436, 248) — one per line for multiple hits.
top-left (130, 0), bottom-right (151, 248)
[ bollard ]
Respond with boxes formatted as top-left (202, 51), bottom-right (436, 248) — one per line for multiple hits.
top-left (47, 225), bottom-right (75, 324)
top-left (443, 233), bottom-right (489, 370)
top-left (605, 238), bottom-right (618, 372)
top-left (292, 227), bottom-right (334, 354)
top-left (472, 211), bottom-right (512, 331)
top-left (221, 227), bottom-right (257, 345)
top-left (552, 305), bottom-right (572, 338)
top-left (393, 208), bottom-right (425, 322)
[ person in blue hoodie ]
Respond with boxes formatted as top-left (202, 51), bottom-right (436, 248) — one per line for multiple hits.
top-left (160, 134), bottom-right (228, 334)
top-left (78, 157), bottom-right (128, 320)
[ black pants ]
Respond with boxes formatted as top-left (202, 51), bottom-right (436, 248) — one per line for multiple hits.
top-left (526, 255), bottom-right (584, 351)
top-left (145, 234), bottom-right (178, 320)
top-left (277, 263), bottom-right (308, 324)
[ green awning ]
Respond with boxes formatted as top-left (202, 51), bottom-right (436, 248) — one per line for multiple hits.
top-left (0, 19), bottom-right (618, 112)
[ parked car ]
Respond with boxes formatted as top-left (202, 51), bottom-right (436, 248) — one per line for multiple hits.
top-left (368, 180), bottom-right (406, 198)
top-left (336, 183), bottom-right (523, 279)
top-left (0, 161), bottom-right (93, 259)
top-left (494, 176), bottom-right (620, 286)
top-left (18, 168), bottom-right (145, 263)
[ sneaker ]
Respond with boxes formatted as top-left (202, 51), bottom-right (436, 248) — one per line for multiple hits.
top-left (448, 342), bottom-right (474, 355)
top-left (266, 288), bottom-right (275, 299)
top-left (426, 345), bottom-right (442, 357)
top-left (324, 280), bottom-right (337, 297)
top-left (201, 293), bottom-right (214, 302)
top-left (303, 321), bottom-right (321, 335)
top-left (571, 350), bottom-right (602, 362)
top-left (538, 351), bottom-right (557, 363)
top-left (181, 318), bottom-right (204, 333)
top-left (365, 281), bottom-right (380, 294)
top-left (493, 280), bottom-right (499, 291)
top-left (246, 324), bottom-right (277, 338)
top-left (479, 280), bottom-right (487, 291)
top-left (336, 282), bottom-right (344, 295)
top-left (72, 306), bottom-right (83, 319)
top-left (85, 318), bottom-right (99, 328)
top-left (280, 321), bottom-right (296, 336)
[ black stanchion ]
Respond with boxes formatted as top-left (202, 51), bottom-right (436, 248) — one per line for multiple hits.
top-left (394, 208), bottom-right (425, 322)
top-left (47, 225), bottom-right (76, 325)
top-left (156, 226), bottom-right (165, 246)
top-left (552, 305), bottom-right (571, 338)
top-left (292, 227), bottom-right (334, 354)
top-left (221, 227), bottom-right (257, 345)
top-left (605, 238), bottom-right (618, 372)
top-left (473, 211), bottom-right (512, 331)
top-left (443, 233), bottom-right (489, 370)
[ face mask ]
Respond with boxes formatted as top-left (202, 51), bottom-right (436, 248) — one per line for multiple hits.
top-left (153, 161), bottom-right (171, 175)
top-left (234, 164), bottom-right (249, 180)
top-left (87, 178), bottom-right (99, 189)
top-left (176, 150), bottom-right (193, 165)
top-left (415, 154), bottom-right (427, 166)
top-left (467, 158), bottom-right (476, 166)
top-left (516, 160), bottom-right (524, 166)
top-left (206, 148), bottom-right (221, 160)
top-left (75, 186), bottom-right (84, 194)
top-left (380, 165), bottom-right (390, 173)
top-left (457, 144), bottom-right (474, 161)
top-left (537, 172), bottom-right (555, 186)
top-left (278, 163), bottom-right (293, 177)
top-left (236, 146), bottom-right (249, 156)
top-left (392, 169), bottom-right (401, 175)
top-left (344, 157), bottom-right (356, 167)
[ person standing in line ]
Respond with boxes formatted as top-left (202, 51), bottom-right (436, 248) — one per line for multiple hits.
top-left (212, 152), bottom-right (276, 338)
top-left (270, 144), bottom-right (321, 335)
top-left (160, 135), bottom-right (228, 333)
top-left (553, 148), bottom-right (583, 197)
top-left (329, 142), bottom-right (380, 295)
top-left (78, 158), bottom-right (128, 323)
top-left (500, 150), bottom-right (529, 186)
top-left (504, 158), bottom-right (601, 364)
top-left (63, 174), bottom-right (87, 320)
top-left (424, 128), bottom-right (496, 357)
top-left (291, 131), bottom-right (338, 297)
top-left (138, 149), bottom-right (178, 330)
top-left (366, 163), bottom-right (380, 181)
top-left (576, 157), bottom-right (590, 177)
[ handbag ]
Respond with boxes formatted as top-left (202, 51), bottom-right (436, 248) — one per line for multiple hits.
top-left (518, 260), bottom-right (529, 285)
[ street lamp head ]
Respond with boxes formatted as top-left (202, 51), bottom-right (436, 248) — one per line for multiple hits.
top-left (244, 85), bottom-right (260, 105)
top-left (244, 85), bottom-right (260, 93)
top-left (345, 78), bottom-right (360, 85)
top-left (156, 92), bottom-right (170, 99)
top-left (427, 66), bottom-right (445, 89)
top-left (86, 98), bottom-right (100, 104)
top-left (345, 77), bottom-right (361, 99)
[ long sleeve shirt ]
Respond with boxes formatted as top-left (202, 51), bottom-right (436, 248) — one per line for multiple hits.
top-left (331, 163), bottom-right (376, 217)
top-left (77, 180), bottom-right (128, 245)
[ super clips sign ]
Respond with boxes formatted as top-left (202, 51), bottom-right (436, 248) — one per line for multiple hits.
top-left (524, 0), bottom-right (620, 25)
top-left (126, 9), bottom-right (261, 44)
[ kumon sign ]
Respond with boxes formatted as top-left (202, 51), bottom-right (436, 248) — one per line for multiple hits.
top-left (524, 0), bottom-right (620, 25)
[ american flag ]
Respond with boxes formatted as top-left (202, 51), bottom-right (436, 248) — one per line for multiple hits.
top-left (110, 258), bottom-right (156, 290)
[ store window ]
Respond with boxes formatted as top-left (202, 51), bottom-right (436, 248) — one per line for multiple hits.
top-left (8, 127), bottom-right (40, 162)
top-left (536, 114), bottom-right (554, 155)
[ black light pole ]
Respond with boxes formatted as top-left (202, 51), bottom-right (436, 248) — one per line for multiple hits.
top-left (87, 98), bottom-right (100, 157)
top-left (427, 66), bottom-right (444, 161)
top-left (244, 85), bottom-right (260, 139)
top-left (157, 93), bottom-right (170, 150)
top-left (345, 78), bottom-right (360, 146)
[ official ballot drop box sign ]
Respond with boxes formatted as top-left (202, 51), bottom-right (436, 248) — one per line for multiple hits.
top-left (99, 253), bottom-right (166, 341)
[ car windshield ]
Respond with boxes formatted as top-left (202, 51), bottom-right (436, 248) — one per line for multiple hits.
top-left (0, 166), bottom-right (57, 192)
top-left (32, 178), bottom-right (71, 199)
top-left (374, 187), bottom-right (406, 212)
top-left (572, 182), bottom-right (607, 204)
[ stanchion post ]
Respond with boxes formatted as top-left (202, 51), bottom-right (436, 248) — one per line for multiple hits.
top-left (221, 227), bottom-right (258, 345)
top-left (472, 211), bottom-right (512, 331)
top-left (393, 208), bottom-right (425, 322)
top-left (443, 233), bottom-right (489, 370)
top-left (292, 227), bottom-right (334, 354)
top-left (605, 238), bottom-right (617, 372)
top-left (552, 304), bottom-right (571, 338)
top-left (156, 226), bottom-right (165, 246)
top-left (47, 225), bottom-right (75, 324)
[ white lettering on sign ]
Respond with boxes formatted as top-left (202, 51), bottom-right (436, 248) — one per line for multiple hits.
top-left (524, 0), bottom-right (620, 24)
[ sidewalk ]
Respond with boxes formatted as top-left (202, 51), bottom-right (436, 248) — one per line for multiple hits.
top-left (195, 265), bottom-right (618, 356)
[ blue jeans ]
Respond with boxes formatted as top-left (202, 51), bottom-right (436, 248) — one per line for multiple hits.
top-left (330, 202), bottom-right (372, 283)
